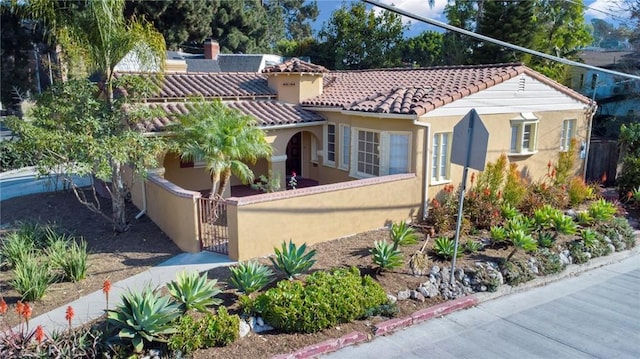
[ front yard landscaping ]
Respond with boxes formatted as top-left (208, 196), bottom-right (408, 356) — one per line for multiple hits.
top-left (1, 152), bottom-right (640, 358)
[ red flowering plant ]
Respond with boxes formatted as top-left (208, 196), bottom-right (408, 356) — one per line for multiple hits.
top-left (103, 279), bottom-right (112, 309)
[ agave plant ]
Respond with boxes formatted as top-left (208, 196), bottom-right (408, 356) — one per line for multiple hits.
top-left (588, 199), bottom-right (617, 222)
top-left (505, 229), bottom-right (538, 263)
top-left (500, 203), bottom-right (520, 220)
top-left (389, 221), bottom-right (418, 249)
top-left (107, 286), bottom-right (181, 353)
top-left (490, 226), bottom-right (508, 245)
top-left (167, 270), bottom-right (222, 312)
top-left (464, 240), bottom-right (482, 254)
top-left (533, 205), bottom-right (561, 230)
top-left (433, 236), bottom-right (463, 260)
top-left (271, 240), bottom-right (317, 279)
top-left (370, 240), bottom-right (403, 272)
top-left (581, 228), bottom-right (599, 248)
top-left (505, 214), bottom-right (535, 235)
top-left (229, 261), bottom-right (274, 294)
top-left (575, 211), bottom-right (594, 226)
top-left (537, 231), bottom-right (555, 248)
top-left (551, 213), bottom-right (578, 235)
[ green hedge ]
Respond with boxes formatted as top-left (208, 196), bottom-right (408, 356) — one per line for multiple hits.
top-left (254, 267), bottom-right (389, 333)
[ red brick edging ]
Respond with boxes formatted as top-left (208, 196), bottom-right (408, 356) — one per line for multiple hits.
top-left (272, 295), bottom-right (478, 358)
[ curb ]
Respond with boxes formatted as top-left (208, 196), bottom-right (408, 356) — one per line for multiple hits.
top-left (271, 331), bottom-right (369, 359)
top-left (273, 231), bottom-right (640, 359)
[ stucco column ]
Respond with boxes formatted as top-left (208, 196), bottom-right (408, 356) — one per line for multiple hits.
top-left (269, 155), bottom-right (287, 191)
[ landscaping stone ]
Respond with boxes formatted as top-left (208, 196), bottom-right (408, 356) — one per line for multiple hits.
top-left (252, 316), bottom-right (275, 333)
top-left (239, 319), bottom-right (251, 338)
top-left (410, 290), bottom-right (425, 302)
top-left (397, 289), bottom-right (411, 301)
top-left (430, 265), bottom-right (440, 275)
top-left (387, 294), bottom-right (397, 304)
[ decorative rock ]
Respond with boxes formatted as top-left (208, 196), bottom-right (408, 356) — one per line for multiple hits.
top-left (387, 294), bottom-right (397, 304)
top-left (559, 252), bottom-right (571, 266)
top-left (480, 285), bottom-right (488, 292)
top-left (410, 290), bottom-right (425, 302)
top-left (253, 319), bottom-right (274, 333)
top-left (239, 320), bottom-right (251, 338)
top-left (397, 289), bottom-right (411, 301)
top-left (420, 282), bottom-right (439, 298)
top-left (430, 265), bottom-right (440, 275)
top-left (602, 235), bottom-right (612, 243)
top-left (608, 244), bottom-right (616, 253)
top-left (256, 317), bottom-right (265, 327)
top-left (440, 267), bottom-right (450, 283)
top-left (565, 209), bottom-right (577, 219)
top-left (455, 268), bottom-right (465, 281)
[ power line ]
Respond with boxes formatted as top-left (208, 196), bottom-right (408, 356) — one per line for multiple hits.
top-left (363, 0), bottom-right (640, 81)
top-left (563, 0), bottom-right (631, 24)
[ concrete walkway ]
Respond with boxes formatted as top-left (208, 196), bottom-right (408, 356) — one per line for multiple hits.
top-left (23, 251), bottom-right (236, 334)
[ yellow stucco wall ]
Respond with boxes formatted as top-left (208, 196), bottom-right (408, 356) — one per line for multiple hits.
top-left (423, 109), bottom-right (589, 200)
top-left (227, 173), bottom-right (421, 260)
top-left (267, 74), bottom-right (323, 104)
top-left (163, 152), bottom-right (211, 192)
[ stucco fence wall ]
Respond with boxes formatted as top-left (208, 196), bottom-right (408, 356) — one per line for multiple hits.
top-left (128, 170), bottom-right (202, 253)
top-left (226, 173), bottom-right (422, 261)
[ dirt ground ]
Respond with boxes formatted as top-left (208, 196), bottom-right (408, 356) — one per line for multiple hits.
top-left (0, 191), bottom-right (182, 328)
top-left (1, 189), bottom-right (638, 358)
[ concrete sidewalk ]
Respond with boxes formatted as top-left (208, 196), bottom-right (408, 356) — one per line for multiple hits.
top-left (22, 251), bottom-right (236, 334)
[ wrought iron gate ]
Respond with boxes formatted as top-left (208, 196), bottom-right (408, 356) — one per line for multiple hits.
top-left (197, 197), bottom-right (229, 254)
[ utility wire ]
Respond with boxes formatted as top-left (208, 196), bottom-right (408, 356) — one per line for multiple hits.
top-left (563, 0), bottom-right (631, 24)
top-left (363, 0), bottom-right (640, 81)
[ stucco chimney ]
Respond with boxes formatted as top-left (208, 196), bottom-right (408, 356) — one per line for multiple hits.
top-left (204, 39), bottom-right (219, 60)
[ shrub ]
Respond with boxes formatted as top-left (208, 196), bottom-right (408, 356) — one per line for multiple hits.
top-left (370, 240), bottom-right (403, 272)
top-left (464, 189), bottom-right (501, 230)
top-left (551, 213), bottom-right (578, 235)
top-left (168, 307), bottom-right (239, 354)
top-left (554, 138), bottom-right (578, 185)
top-left (167, 270), bottom-right (222, 312)
top-left (254, 267), bottom-right (388, 333)
top-left (570, 243), bottom-right (590, 264)
top-left (229, 261), bottom-right (274, 294)
top-left (271, 240), bottom-right (317, 279)
top-left (107, 286), bottom-right (181, 353)
top-left (427, 186), bottom-right (457, 233)
top-left (433, 236), bottom-right (463, 259)
top-left (502, 163), bottom-right (528, 207)
top-left (61, 240), bottom-right (88, 282)
top-left (567, 176), bottom-right (593, 206)
top-left (11, 256), bottom-right (56, 301)
top-left (597, 217), bottom-right (637, 250)
top-left (475, 154), bottom-right (507, 201)
top-left (44, 231), bottom-right (71, 270)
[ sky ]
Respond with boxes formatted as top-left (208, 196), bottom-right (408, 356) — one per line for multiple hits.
top-left (312, 0), bottom-right (632, 38)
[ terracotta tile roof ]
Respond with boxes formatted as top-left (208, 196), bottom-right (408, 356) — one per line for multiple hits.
top-left (302, 63), bottom-right (591, 116)
top-left (262, 58), bottom-right (329, 73)
top-left (119, 72), bottom-right (276, 100)
top-left (135, 100), bottom-right (324, 132)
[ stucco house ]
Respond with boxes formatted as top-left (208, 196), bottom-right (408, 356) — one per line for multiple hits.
top-left (124, 59), bottom-right (593, 261)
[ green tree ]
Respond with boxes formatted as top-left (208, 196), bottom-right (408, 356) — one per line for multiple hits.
top-left (318, 2), bottom-right (406, 70)
top-left (124, 0), bottom-right (214, 51)
top-left (472, 0), bottom-right (535, 64)
top-left (170, 99), bottom-right (272, 198)
top-left (273, 0), bottom-right (319, 40)
top-left (0, 3), bottom-right (44, 107)
top-left (400, 30), bottom-right (444, 67)
top-left (211, 0), bottom-right (273, 53)
top-left (443, 0), bottom-right (479, 65)
top-left (11, 0), bottom-right (167, 232)
top-left (6, 79), bottom-right (164, 231)
top-left (528, 0), bottom-right (592, 82)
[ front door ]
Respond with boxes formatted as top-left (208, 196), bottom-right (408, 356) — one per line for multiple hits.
top-left (286, 132), bottom-right (302, 176)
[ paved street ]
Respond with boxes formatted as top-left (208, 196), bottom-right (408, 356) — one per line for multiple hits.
top-left (323, 257), bottom-right (640, 359)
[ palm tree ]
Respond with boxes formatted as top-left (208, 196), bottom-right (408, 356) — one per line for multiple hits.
top-left (172, 99), bottom-right (272, 198)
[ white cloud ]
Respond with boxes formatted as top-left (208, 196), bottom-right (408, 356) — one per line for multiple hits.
top-left (585, 0), bottom-right (625, 20)
top-left (375, 0), bottom-right (448, 24)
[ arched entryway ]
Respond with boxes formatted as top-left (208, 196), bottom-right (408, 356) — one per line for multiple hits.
top-left (286, 132), bottom-right (302, 177)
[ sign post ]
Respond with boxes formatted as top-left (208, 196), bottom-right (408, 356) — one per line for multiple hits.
top-left (449, 109), bottom-right (489, 284)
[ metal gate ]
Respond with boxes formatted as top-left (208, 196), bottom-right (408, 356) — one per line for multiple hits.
top-left (197, 197), bottom-right (229, 254)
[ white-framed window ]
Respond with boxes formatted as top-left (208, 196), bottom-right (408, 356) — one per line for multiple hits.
top-left (388, 133), bottom-right (410, 174)
top-left (560, 119), bottom-right (576, 151)
top-left (324, 123), bottom-right (336, 166)
top-left (510, 113), bottom-right (538, 155)
top-left (339, 124), bottom-right (350, 170)
top-left (356, 130), bottom-right (380, 176)
top-left (432, 132), bottom-right (451, 182)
